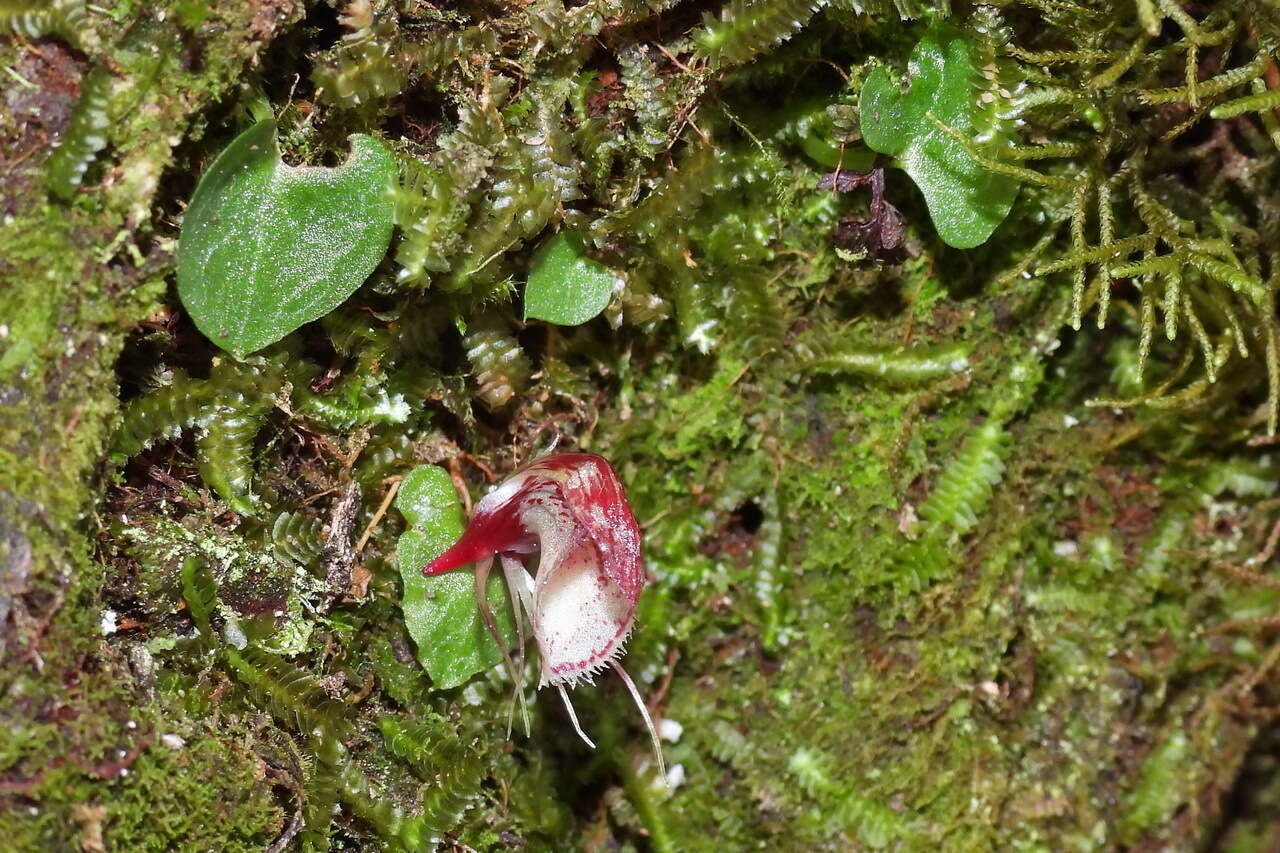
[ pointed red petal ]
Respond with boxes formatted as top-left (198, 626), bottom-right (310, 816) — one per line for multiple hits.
top-left (421, 483), bottom-right (533, 576)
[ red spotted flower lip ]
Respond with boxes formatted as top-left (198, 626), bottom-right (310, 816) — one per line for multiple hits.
top-left (422, 451), bottom-right (664, 777)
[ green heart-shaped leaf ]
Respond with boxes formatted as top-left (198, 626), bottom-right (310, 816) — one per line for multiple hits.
top-left (860, 25), bottom-right (1018, 249)
top-left (524, 231), bottom-right (617, 325)
top-left (177, 120), bottom-right (396, 358)
top-left (394, 465), bottom-right (516, 690)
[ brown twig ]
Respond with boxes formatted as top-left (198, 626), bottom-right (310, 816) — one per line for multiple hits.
top-left (265, 809), bottom-right (304, 853)
top-left (462, 452), bottom-right (498, 482)
top-left (356, 477), bottom-right (402, 553)
top-left (1247, 519), bottom-right (1280, 566)
top-left (647, 648), bottom-right (680, 713)
top-left (1234, 639), bottom-right (1280, 698)
top-left (1214, 559), bottom-right (1280, 589)
top-left (448, 457), bottom-right (473, 515)
top-left (300, 486), bottom-right (337, 505)
top-left (1207, 615), bottom-right (1280, 634)
top-left (654, 43), bottom-right (694, 75)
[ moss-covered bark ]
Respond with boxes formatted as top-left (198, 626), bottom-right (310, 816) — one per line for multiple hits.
top-left (1, 1), bottom-right (304, 847)
top-left (4, 1), bottom-right (1280, 850)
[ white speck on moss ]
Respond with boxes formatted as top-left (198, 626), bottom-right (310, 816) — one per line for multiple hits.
top-left (666, 764), bottom-right (686, 789)
top-left (658, 718), bottom-right (683, 743)
top-left (223, 618), bottom-right (248, 649)
top-left (685, 320), bottom-right (718, 353)
top-left (371, 393), bottom-right (411, 422)
top-left (100, 609), bottom-right (118, 635)
top-left (461, 684), bottom-right (485, 706)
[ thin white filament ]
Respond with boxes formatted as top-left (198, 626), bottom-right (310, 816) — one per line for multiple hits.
top-left (499, 554), bottom-right (535, 737)
top-left (611, 660), bottom-right (667, 784)
top-left (473, 556), bottom-right (529, 738)
top-left (557, 685), bottom-right (596, 749)
top-left (502, 553), bottom-right (536, 621)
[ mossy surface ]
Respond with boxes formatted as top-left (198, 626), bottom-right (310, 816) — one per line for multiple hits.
top-left (5, 1), bottom-right (1280, 850)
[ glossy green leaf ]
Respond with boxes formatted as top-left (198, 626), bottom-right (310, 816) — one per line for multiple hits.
top-left (176, 120), bottom-right (396, 358)
top-left (860, 25), bottom-right (1018, 249)
top-left (394, 465), bottom-right (516, 690)
top-left (524, 231), bottom-right (617, 325)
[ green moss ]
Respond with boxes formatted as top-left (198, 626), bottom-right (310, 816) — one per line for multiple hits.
top-left (7, 0), bottom-right (1280, 849)
top-left (0, 736), bottom-right (281, 852)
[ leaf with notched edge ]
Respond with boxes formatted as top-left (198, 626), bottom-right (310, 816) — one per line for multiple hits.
top-left (860, 24), bottom-right (1018, 249)
top-left (177, 120), bottom-right (396, 358)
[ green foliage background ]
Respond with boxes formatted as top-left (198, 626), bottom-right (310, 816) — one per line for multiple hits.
top-left (4, 0), bottom-right (1280, 850)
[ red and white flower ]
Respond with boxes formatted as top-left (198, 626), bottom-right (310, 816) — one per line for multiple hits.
top-left (424, 452), bottom-right (663, 772)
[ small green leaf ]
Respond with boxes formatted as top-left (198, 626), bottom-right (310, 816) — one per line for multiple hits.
top-left (860, 25), bottom-right (1018, 249)
top-left (177, 120), bottom-right (396, 358)
top-left (394, 465), bottom-right (516, 690)
top-left (524, 231), bottom-right (616, 325)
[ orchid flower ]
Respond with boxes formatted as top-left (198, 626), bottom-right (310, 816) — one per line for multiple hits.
top-left (423, 452), bottom-right (665, 775)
